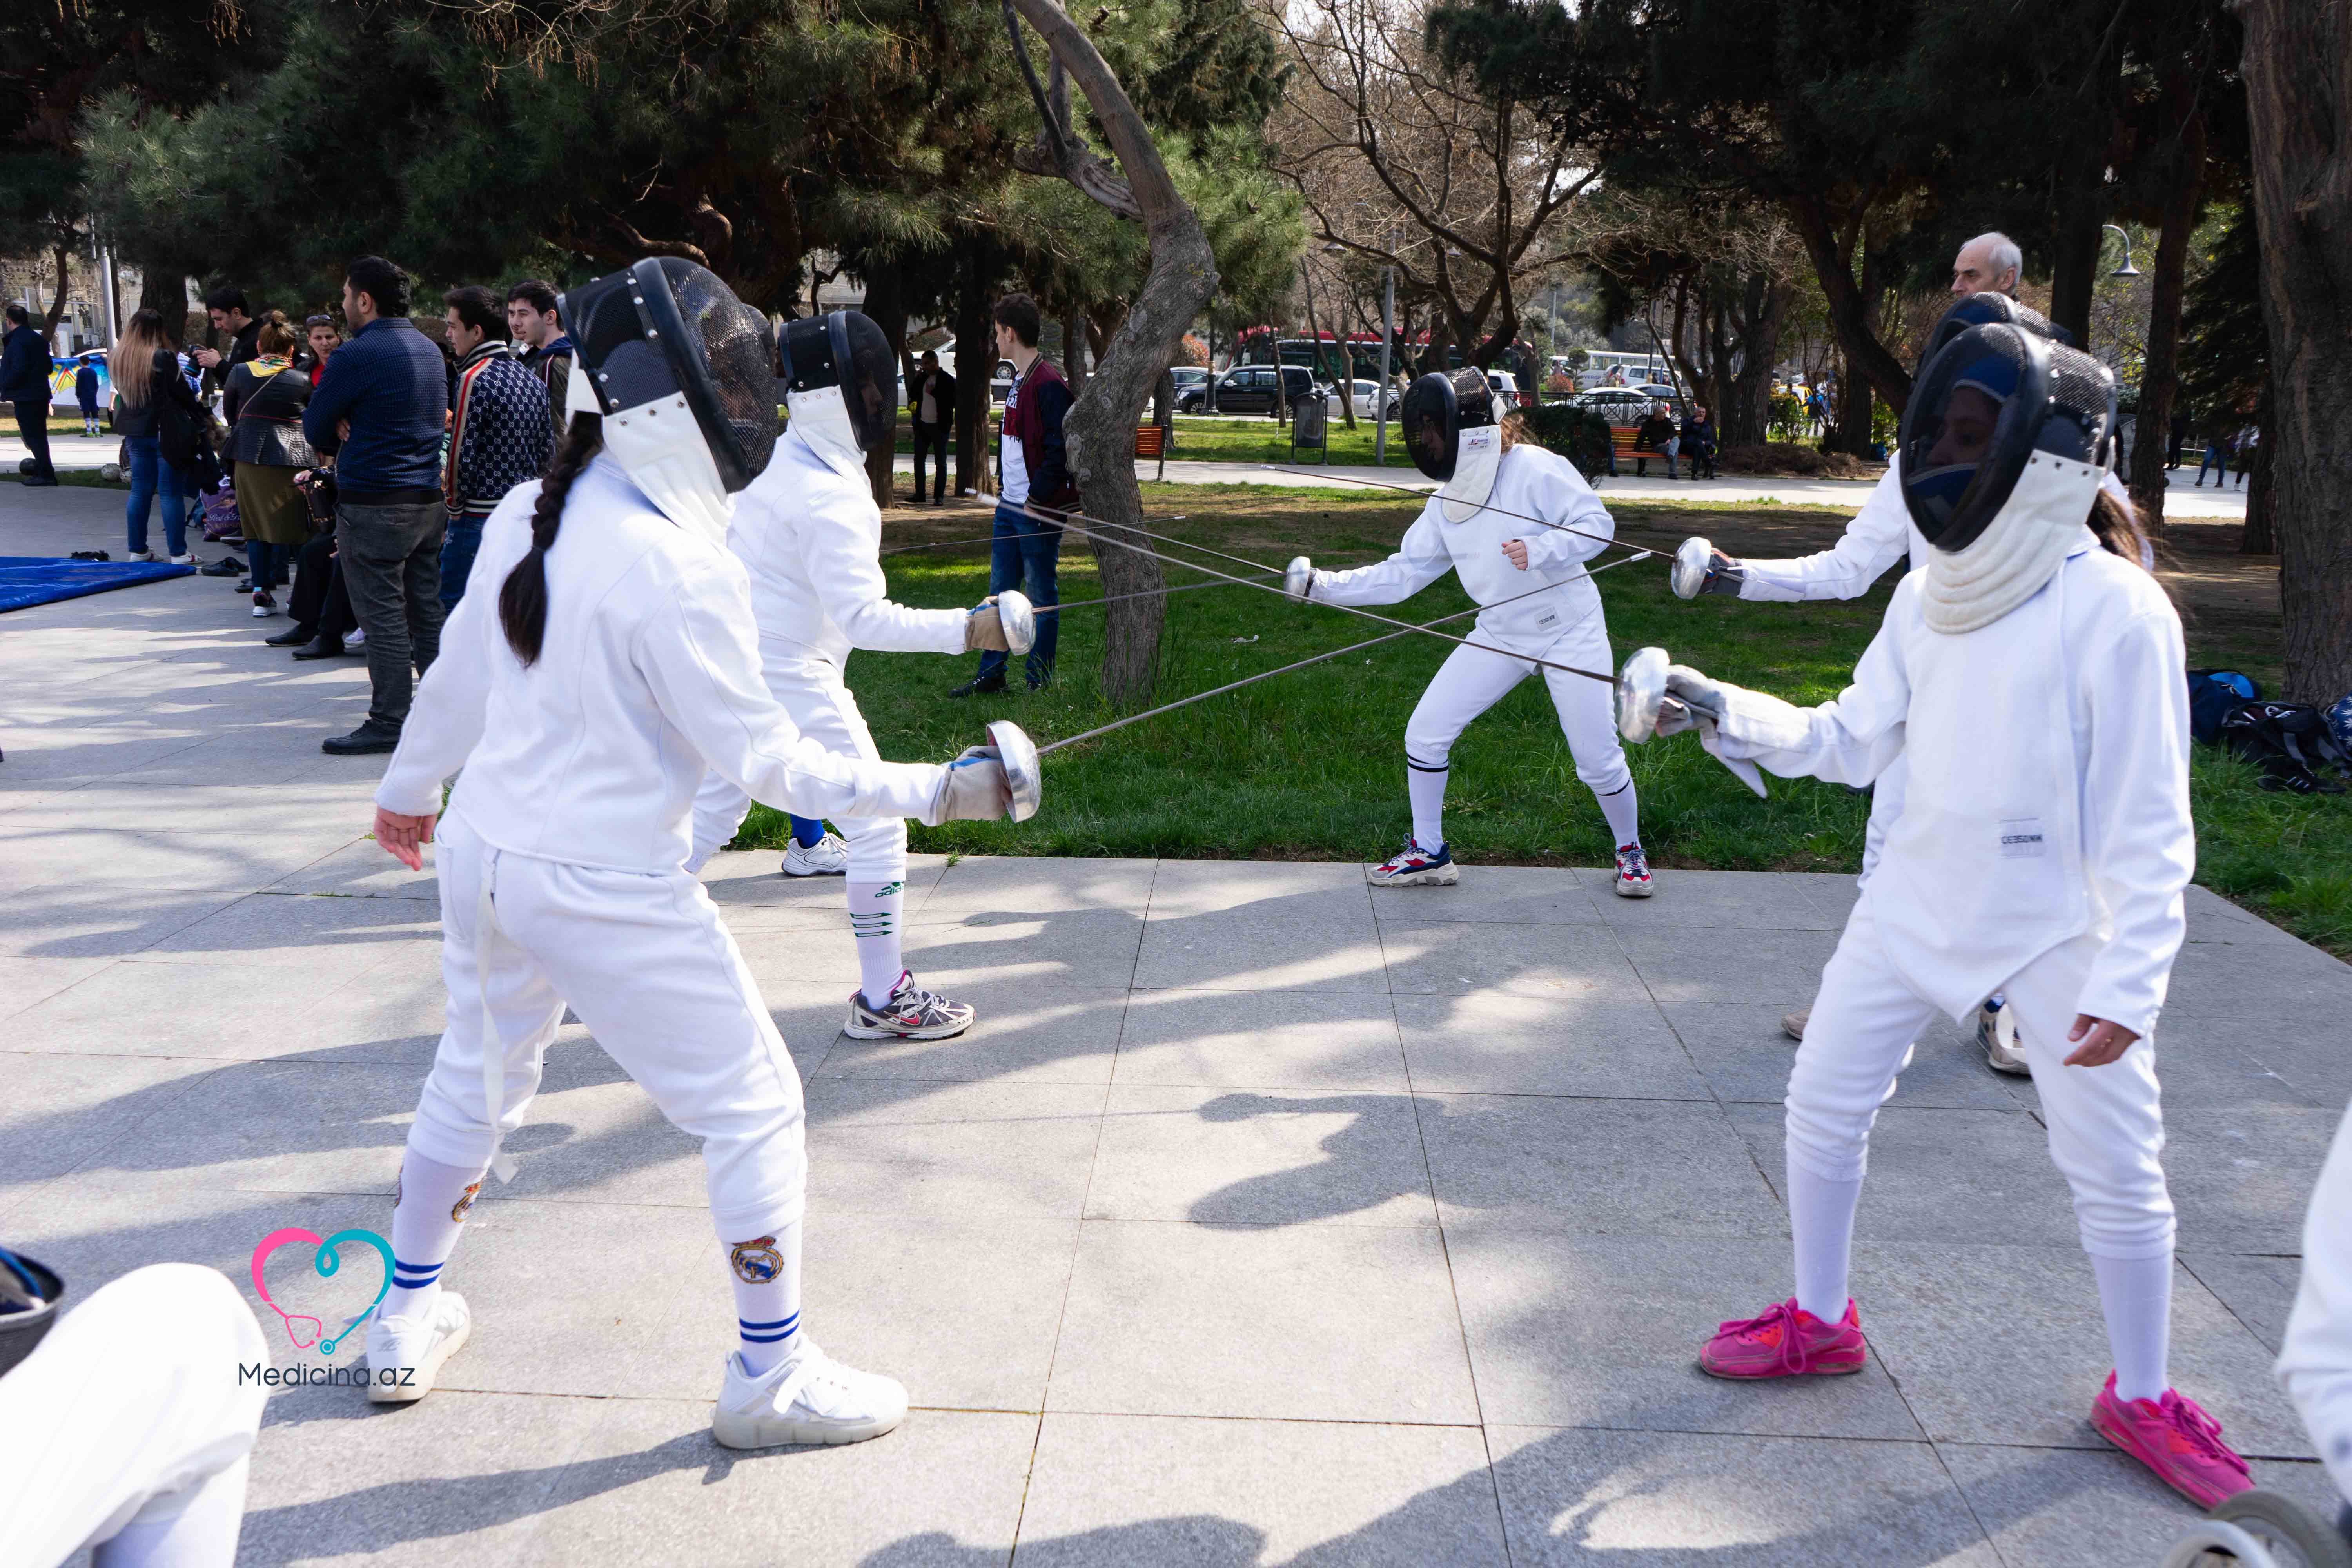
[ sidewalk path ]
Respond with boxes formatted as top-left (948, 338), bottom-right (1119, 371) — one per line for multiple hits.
top-left (1, 474), bottom-right (2337, 1564)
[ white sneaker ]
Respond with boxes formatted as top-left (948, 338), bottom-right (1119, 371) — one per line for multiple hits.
top-left (713, 1341), bottom-right (908, 1448)
top-left (125, 549), bottom-right (156, 562)
top-left (168, 554), bottom-right (196, 565)
top-left (251, 593), bottom-right (278, 618)
top-left (1977, 1002), bottom-right (2031, 1076)
top-left (780, 831), bottom-right (851, 877)
top-left (346, 628), bottom-right (367, 649)
top-left (364, 1290), bottom-right (471, 1404)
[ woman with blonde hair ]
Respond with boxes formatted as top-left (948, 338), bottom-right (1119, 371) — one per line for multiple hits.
top-left (109, 309), bottom-right (207, 563)
top-left (223, 312), bottom-right (317, 617)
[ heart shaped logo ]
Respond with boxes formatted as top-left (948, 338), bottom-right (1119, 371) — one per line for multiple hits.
top-left (250, 1227), bottom-right (395, 1356)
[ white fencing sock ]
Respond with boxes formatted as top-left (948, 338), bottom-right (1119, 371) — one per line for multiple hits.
top-left (1406, 758), bottom-right (1449, 849)
top-left (385, 1149), bottom-right (487, 1320)
top-left (1595, 780), bottom-right (1641, 849)
top-left (848, 880), bottom-right (905, 1009)
top-left (2092, 1252), bottom-right (2174, 1404)
top-left (728, 1220), bottom-right (806, 1376)
top-left (1789, 1160), bottom-right (1864, 1323)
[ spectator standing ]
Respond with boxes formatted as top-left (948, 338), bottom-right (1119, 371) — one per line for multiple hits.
top-left (506, 279), bottom-right (574, 446)
top-left (908, 349), bottom-right (955, 505)
top-left (2, 304), bottom-right (57, 487)
top-left (2166, 410), bottom-right (2190, 470)
top-left (953, 293), bottom-right (1072, 696)
top-left (438, 285), bottom-right (551, 609)
top-left (299, 316), bottom-right (341, 385)
top-left (302, 256), bottom-right (450, 756)
top-left (2194, 429), bottom-right (2232, 487)
top-left (109, 309), bottom-right (206, 560)
top-left (1680, 403), bottom-right (1718, 480)
top-left (2234, 424), bottom-right (2258, 489)
top-left (73, 357), bottom-right (101, 436)
top-left (191, 287), bottom-right (262, 397)
top-left (1635, 401), bottom-right (1679, 479)
top-left (223, 312), bottom-right (317, 620)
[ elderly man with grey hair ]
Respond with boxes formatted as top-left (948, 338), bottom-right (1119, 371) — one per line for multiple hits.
top-left (1951, 231), bottom-right (2024, 297)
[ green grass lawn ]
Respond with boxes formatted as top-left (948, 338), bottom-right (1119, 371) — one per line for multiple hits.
top-left (730, 482), bottom-right (2349, 956)
top-left (888, 410), bottom-right (1413, 468)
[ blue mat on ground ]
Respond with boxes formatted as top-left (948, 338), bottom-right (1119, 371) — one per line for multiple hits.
top-left (0, 556), bottom-right (196, 613)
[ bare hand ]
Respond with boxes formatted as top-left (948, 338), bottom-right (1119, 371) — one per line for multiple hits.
top-left (2063, 1014), bottom-right (2140, 1067)
top-left (337, 418), bottom-right (352, 443)
top-left (1501, 539), bottom-right (1530, 571)
top-left (194, 348), bottom-right (221, 369)
top-left (372, 808), bottom-right (437, 871)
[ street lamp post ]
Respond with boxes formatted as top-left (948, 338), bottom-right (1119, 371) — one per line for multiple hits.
top-left (1376, 265), bottom-right (1394, 465)
top-left (2102, 224), bottom-right (2141, 278)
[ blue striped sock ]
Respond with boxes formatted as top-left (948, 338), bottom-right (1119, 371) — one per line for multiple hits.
top-left (729, 1223), bottom-right (804, 1376)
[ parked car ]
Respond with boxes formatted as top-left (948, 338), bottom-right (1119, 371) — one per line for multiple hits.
top-left (1574, 386), bottom-right (1674, 425)
top-left (1325, 379), bottom-right (1400, 420)
top-left (989, 359), bottom-right (1015, 404)
top-left (1169, 365), bottom-right (1209, 398)
top-left (1485, 368), bottom-right (1534, 409)
top-left (1180, 364), bottom-right (1322, 416)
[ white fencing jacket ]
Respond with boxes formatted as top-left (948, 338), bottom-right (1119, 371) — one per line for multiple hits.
top-left (1738, 461), bottom-right (2135, 603)
top-left (2279, 1101), bottom-right (2352, 1503)
top-left (1308, 443), bottom-right (1615, 650)
top-left (733, 419), bottom-right (968, 667)
top-left (1706, 535), bottom-right (2193, 1036)
top-left (375, 456), bottom-right (946, 872)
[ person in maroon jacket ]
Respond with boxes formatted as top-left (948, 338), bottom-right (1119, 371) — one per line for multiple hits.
top-left (952, 293), bottom-right (1075, 695)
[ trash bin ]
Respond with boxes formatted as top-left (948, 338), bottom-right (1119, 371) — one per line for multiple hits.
top-left (1290, 394), bottom-right (1328, 461)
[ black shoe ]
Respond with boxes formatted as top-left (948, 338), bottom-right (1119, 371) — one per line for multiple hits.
top-left (1026, 664), bottom-right (1054, 691)
top-left (200, 555), bottom-right (246, 578)
top-left (323, 722), bottom-right (401, 756)
top-left (266, 624), bottom-right (316, 647)
top-left (291, 635), bottom-right (347, 660)
top-left (69, 549), bottom-right (110, 562)
top-left (948, 674), bottom-right (1009, 699)
top-left (20, 475), bottom-right (58, 487)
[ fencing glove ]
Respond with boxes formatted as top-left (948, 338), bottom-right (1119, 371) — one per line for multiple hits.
top-left (1671, 536), bottom-right (1747, 600)
top-left (963, 590), bottom-right (1036, 654)
top-left (1283, 556), bottom-right (1315, 603)
top-left (1616, 647), bottom-right (1769, 799)
top-left (964, 601), bottom-right (1010, 653)
top-left (926, 745), bottom-right (1014, 823)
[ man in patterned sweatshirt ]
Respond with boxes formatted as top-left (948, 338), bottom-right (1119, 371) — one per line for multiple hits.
top-left (439, 285), bottom-right (552, 610)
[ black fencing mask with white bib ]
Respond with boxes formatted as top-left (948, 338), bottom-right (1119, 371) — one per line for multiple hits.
top-left (560, 259), bottom-right (778, 546)
top-left (782, 310), bottom-right (898, 480)
top-left (1918, 292), bottom-right (2056, 372)
top-left (1898, 323), bottom-right (2118, 635)
top-left (1402, 368), bottom-right (1502, 523)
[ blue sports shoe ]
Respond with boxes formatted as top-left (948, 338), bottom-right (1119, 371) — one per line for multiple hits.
top-left (1370, 837), bottom-right (1457, 887)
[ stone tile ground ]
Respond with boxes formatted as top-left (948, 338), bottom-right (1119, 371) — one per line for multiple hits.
top-left (4, 483), bottom-right (2348, 1563)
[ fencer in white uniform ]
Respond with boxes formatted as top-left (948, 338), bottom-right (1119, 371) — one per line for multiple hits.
top-left (687, 309), bottom-right (1032, 1044)
top-left (365, 261), bottom-right (1024, 1451)
top-left (1626, 323), bottom-right (2254, 1510)
top-left (2279, 1102), bottom-right (2352, 1509)
top-left (1287, 368), bottom-right (1652, 897)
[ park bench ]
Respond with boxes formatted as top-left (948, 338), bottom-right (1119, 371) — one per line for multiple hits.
top-left (1135, 422), bottom-right (1168, 480)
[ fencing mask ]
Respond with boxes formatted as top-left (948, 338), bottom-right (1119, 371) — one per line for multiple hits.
top-left (782, 310), bottom-right (898, 482)
top-left (559, 258), bottom-right (778, 547)
top-left (1898, 323), bottom-right (2118, 634)
top-left (1402, 368), bottom-right (1503, 523)
top-left (1918, 291), bottom-right (2055, 374)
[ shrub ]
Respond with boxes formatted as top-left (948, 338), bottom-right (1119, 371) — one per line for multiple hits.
top-left (1522, 403), bottom-right (1614, 479)
top-left (1715, 443), bottom-right (1875, 479)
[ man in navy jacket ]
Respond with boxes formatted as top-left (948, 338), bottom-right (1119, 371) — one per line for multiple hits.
top-left (2, 304), bottom-right (57, 487)
top-left (303, 257), bottom-right (449, 755)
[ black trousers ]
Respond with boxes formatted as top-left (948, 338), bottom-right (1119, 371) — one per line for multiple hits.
top-left (13, 399), bottom-right (53, 479)
top-left (289, 531), bottom-right (356, 641)
top-left (911, 422), bottom-right (950, 501)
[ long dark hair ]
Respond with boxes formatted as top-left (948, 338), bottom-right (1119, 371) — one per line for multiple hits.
top-left (2089, 486), bottom-right (2154, 573)
top-left (499, 412), bottom-right (602, 666)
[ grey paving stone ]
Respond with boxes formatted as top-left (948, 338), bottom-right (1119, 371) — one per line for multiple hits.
top-left (1392, 993), bottom-right (1706, 1098)
top-left (1938, 1443), bottom-right (2346, 1568)
top-left (1443, 1230), bottom-right (1924, 1439)
top-left (2186, 883), bottom-right (2326, 949)
top-left (733, 921), bottom-right (866, 986)
top-left (1419, 1094), bottom-right (1784, 1237)
top-left (1367, 863), bottom-right (1603, 926)
top-left (902, 909), bottom-right (1145, 990)
top-left (1377, 921), bottom-right (1653, 1002)
top-left (818, 980), bottom-right (1128, 1086)
top-left (511, 1403), bottom-right (1034, 1568)
top-left (70, 1057), bottom-right (420, 1198)
top-left (0, 820), bottom-right (367, 893)
top-left (1851, 1243), bottom-right (2312, 1455)
top-left (1485, 1425), bottom-right (1998, 1566)
top-left (11, 957), bottom-right (358, 1061)
top-left (267, 839), bottom-right (442, 900)
top-left (2169, 1002), bottom-right (2352, 1109)
top-left (1086, 1084), bottom-right (1437, 1228)
top-left (0, 1053), bottom-right (221, 1197)
top-left (699, 848), bottom-right (949, 914)
top-left (2170, 936), bottom-right (2352, 1017)
top-left (1573, 865), bottom-right (1855, 931)
top-left (129, 890), bottom-right (439, 970)
top-left (1613, 926), bottom-right (1843, 1009)
top-left (1134, 906), bottom-right (1391, 994)
top-left (0, 881), bottom-right (250, 959)
top-left (920, 852), bottom-right (1157, 917)
top-left (800, 1212), bottom-right (1080, 1412)
top-left (1726, 1102), bottom-right (2086, 1247)
top-left (2142, 1028), bottom-right (2321, 1110)
top-left (1048, 1220), bottom-right (1479, 1423)
top-left (1015, 1413), bottom-right (1506, 1566)
top-left (1661, 1001), bottom-right (2028, 1109)
top-left (1111, 989), bottom-right (1409, 1091)
top-left (803, 1076), bottom-right (1106, 1219)
top-left (2181, 1251), bottom-right (2308, 1356)
top-left (1143, 857), bottom-right (1372, 917)
top-left (2162, 1106), bottom-right (2341, 1253)
top-left (0, 951), bottom-right (115, 1023)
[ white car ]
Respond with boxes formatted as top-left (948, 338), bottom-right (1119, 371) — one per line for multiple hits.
top-left (1325, 379), bottom-right (1399, 419)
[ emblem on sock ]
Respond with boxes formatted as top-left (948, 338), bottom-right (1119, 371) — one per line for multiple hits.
top-left (451, 1181), bottom-right (482, 1223)
top-left (730, 1236), bottom-right (784, 1283)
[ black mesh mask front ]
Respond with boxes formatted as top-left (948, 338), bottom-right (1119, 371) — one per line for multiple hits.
top-left (782, 310), bottom-right (899, 453)
top-left (1899, 323), bottom-right (2117, 552)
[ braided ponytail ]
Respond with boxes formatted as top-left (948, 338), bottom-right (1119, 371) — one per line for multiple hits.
top-left (499, 412), bottom-right (603, 666)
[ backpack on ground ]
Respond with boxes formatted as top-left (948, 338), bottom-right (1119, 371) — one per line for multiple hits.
top-left (2216, 700), bottom-right (2352, 795)
top-left (2186, 670), bottom-right (2261, 746)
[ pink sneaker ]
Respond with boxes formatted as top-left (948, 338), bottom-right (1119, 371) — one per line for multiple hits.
top-left (1699, 1298), bottom-right (1867, 1379)
top-left (2091, 1372), bottom-right (2254, 1509)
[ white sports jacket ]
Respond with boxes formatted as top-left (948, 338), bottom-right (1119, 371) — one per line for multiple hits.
top-left (375, 456), bottom-right (946, 872)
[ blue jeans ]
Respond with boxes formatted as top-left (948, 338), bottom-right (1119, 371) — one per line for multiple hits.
top-left (2196, 445), bottom-right (2225, 484)
top-left (440, 514), bottom-right (485, 610)
top-left (124, 435), bottom-right (189, 557)
top-left (976, 500), bottom-right (1061, 682)
top-left (246, 538), bottom-right (287, 591)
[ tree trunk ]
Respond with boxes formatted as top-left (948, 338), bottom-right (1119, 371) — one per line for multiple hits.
top-left (860, 258), bottom-right (909, 511)
top-left (2128, 102), bottom-right (2209, 532)
top-left (2243, 382), bottom-right (2278, 554)
top-left (1834, 362), bottom-right (1874, 460)
top-left (137, 265), bottom-right (188, 345)
top-left (954, 241), bottom-right (994, 499)
top-left (41, 242), bottom-right (71, 335)
top-left (2241, 0), bottom-right (2352, 701)
top-left (1009, 0), bottom-right (1218, 706)
top-left (1061, 304), bottom-right (1089, 398)
top-left (1723, 274), bottom-right (1790, 449)
top-left (1786, 196), bottom-right (1913, 416)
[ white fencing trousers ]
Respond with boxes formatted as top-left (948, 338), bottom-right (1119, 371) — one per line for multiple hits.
top-left (0, 1263), bottom-right (266, 1568)
top-left (688, 655), bottom-right (906, 880)
top-left (1401, 624), bottom-right (1632, 798)
top-left (411, 814), bottom-right (809, 1243)
top-left (1788, 896), bottom-right (2176, 1261)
